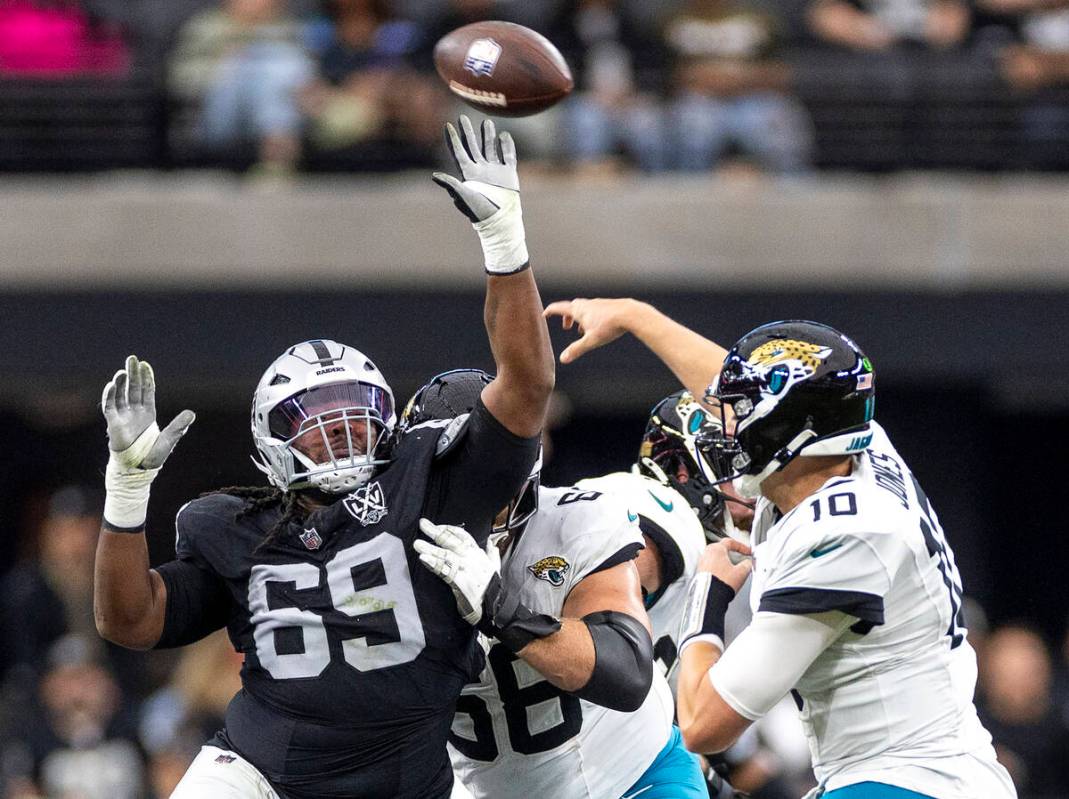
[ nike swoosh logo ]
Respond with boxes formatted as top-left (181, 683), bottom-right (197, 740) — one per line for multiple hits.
top-left (622, 786), bottom-right (654, 799)
top-left (647, 490), bottom-right (673, 513)
top-left (627, 511), bottom-right (639, 522)
top-left (809, 542), bottom-right (843, 558)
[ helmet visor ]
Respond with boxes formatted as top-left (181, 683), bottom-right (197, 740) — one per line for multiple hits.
top-left (268, 382), bottom-right (393, 441)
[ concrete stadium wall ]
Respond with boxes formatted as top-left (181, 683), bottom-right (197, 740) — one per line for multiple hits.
top-left (2, 173), bottom-right (1068, 290)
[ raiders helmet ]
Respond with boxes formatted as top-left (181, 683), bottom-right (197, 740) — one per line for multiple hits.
top-left (251, 340), bottom-right (396, 494)
top-left (400, 368), bottom-right (540, 534)
top-left (637, 390), bottom-right (736, 541)
top-left (711, 320), bottom-right (875, 498)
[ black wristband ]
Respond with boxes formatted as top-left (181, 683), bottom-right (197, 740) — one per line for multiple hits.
top-left (679, 573), bottom-right (737, 649)
top-left (478, 574), bottom-right (561, 652)
top-left (484, 261), bottom-right (531, 276)
top-left (102, 518), bottom-right (146, 534)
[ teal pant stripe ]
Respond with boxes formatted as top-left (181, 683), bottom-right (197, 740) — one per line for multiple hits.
top-left (825, 782), bottom-right (935, 799)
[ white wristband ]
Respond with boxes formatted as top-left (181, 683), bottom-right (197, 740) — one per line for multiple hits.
top-left (469, 181), bottom-right (529, 274)
top-left (104, 456), bottom-right (160, 528)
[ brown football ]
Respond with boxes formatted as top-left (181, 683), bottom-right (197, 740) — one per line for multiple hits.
top-left (434, 21), bottom-right (573, 118)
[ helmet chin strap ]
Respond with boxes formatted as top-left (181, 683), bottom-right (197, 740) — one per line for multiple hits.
top-left (737, 428), bottom-right (819, 499)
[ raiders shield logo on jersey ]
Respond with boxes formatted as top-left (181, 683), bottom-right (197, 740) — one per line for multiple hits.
top-left (528, 556), bottom-right (570, 587)
top-left (343, 481), bottom-right (389, 526)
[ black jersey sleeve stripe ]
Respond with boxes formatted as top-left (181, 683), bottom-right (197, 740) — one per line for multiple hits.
top-left (758, 586), bottom-right (885, 625)
top-left (588, 542), bottom-right (644, 577)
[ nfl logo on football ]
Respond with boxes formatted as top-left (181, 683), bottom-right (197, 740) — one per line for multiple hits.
top-left (464, 38), bottom-right (501, 77)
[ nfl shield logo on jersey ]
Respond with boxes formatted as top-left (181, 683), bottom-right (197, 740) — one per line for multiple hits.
top-left (343, 481), bottom-right (389, 526)
top-left (464, 38), bottom-right (502, 76)
top-left (299, 527), bottom-right (323, 551)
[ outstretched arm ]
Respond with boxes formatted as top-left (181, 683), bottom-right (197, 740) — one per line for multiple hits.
top-left (433, 115), bottom-right (554, 438)
top-left (94, 356), bottom-right (194, 649)
top-left (544, 297), bottom-right (728, 402)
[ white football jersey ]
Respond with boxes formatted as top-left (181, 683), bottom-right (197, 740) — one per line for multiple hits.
top-left (449, 485), bottom-right (675, 799)
top-left (576, 471), bottom-right (707, 695)
top-left (748, 421), bottom-right (1015, 798)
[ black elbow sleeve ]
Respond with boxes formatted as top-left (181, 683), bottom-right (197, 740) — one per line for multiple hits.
top-left (573, 610), bottom-right (654, 712)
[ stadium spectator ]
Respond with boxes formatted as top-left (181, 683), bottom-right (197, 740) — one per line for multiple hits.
top-left (981, 0), bottom-right (1069, 169)
top-left (168, 0), bottom-right (313, 174)
top-left (0, 0), bottom-right (129, 76)
top-left (301, 0), bottom-right (442, 167)
top-left (663, 0), bottom-right (815, 173)
top-left (0, 486), bottom-right (102, 684)
top-left (977, 624), bottom-right (1069, 798)
top-left (548, 0), bottom-right (670, 174)
top-left (807, 0), bottom-right (970, 50)
top-left (0, 635), bottom-right (143, 799)
top-left (138, 631), bottom-right (243, 797)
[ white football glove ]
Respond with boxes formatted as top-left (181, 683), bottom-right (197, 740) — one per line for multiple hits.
top-left (432, 115), bottom-right (529, 275)
top-left (414, 518), bottom-right (501, 626)
top-left (101, 355), bottom-right (195, 528)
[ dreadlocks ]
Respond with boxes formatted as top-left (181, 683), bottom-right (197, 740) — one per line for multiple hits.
top-left (206, 485), bottom-right (308, 551)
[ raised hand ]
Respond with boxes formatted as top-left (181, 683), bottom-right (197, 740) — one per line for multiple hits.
top-left (433, 115), bottom-right (528, 274)
top-left (543, 297), bottom-right (635, 364)
top-left (102, 355), bottom-right (195, 470)
top-left (101, 355), bottom-right (194, 528)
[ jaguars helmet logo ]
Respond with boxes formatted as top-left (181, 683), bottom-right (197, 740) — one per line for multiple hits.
top-left (528, 556), bottom-right (570, 587)
top-left (748, 339), bottom-right (832, 374)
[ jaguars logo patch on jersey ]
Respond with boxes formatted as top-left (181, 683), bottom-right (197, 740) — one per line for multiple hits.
top-left (528, 556), bottom-right (569, 587)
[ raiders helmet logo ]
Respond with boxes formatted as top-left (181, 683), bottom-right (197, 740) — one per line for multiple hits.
top-left (528, 556), bottom-right (570, 587)
top-left (343, 481), bottom-right (389, 526)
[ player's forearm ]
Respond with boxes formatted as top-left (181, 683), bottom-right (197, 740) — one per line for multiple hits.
top-left (481, 270), bottom-right (555, 437)
top-left (94, 528), bottom-right (166, 650)
top-left (677, 640), bottom-right (723, 744)
top-left (627, 301), bottom-right (729, 401)
top-left (517, 617), bottom-right (596, 691)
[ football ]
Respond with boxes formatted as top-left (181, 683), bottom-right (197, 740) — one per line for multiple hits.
top-left (433, 21), bottom-right (574, 118)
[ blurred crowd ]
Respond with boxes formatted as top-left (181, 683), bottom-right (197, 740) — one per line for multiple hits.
top-left (0, 0), bottom-right (1068, 173)
top-left (1, 483), bottom-right (1068, 798)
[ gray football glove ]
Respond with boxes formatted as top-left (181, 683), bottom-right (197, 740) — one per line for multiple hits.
top-left (101, 355), bottom-right (195, 528)
top-left (433, 115), bottom-right (529, 274)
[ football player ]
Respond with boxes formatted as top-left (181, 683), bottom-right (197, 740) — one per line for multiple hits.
top-left (402, 369), bottom-right (708, 799)
top-left (92, 115), bottom-right (555, 799)
top-left (577, 390), bottom-right (757, 799)
top-left (546, 298), bottom-right (1017, 799)
top-left (576, 389), bottom-right (750, 691)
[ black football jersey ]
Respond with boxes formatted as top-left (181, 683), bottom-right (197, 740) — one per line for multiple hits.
top-left (156, 415), bottom-right (530, 799)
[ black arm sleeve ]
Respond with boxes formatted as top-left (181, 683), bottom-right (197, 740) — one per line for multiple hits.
top-left (154, 559), bottom-right (233, 649)
top-left (423, 397), bottom-right (540, 546)
top-left (573, 610), bottom-right (654, 712)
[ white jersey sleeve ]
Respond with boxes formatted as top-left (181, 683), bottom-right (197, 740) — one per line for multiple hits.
top-left (450, 485), bottom-right (674, 799)
top-left (756, 516), bottom-right (895, 632)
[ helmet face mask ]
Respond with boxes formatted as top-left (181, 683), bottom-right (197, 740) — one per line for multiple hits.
top-left (637, 390), bottom-right (733, 541)
top-left (710, 321), bottom-right (876, 498)
top-left (251, 340), bottom-right (396, 494)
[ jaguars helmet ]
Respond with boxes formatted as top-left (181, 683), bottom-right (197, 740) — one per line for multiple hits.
top-left (251, 340), bottom-right (396, 494)
top-left (400, 368), bottom-right (540, 535)
top-left (710, 320), bottom-right (875, 498)
top-left (636, 390), bottom-right (737, 541)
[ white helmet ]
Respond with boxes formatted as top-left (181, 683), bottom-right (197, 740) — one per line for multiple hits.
top-left (251, 340), bottom-right (396, 494)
